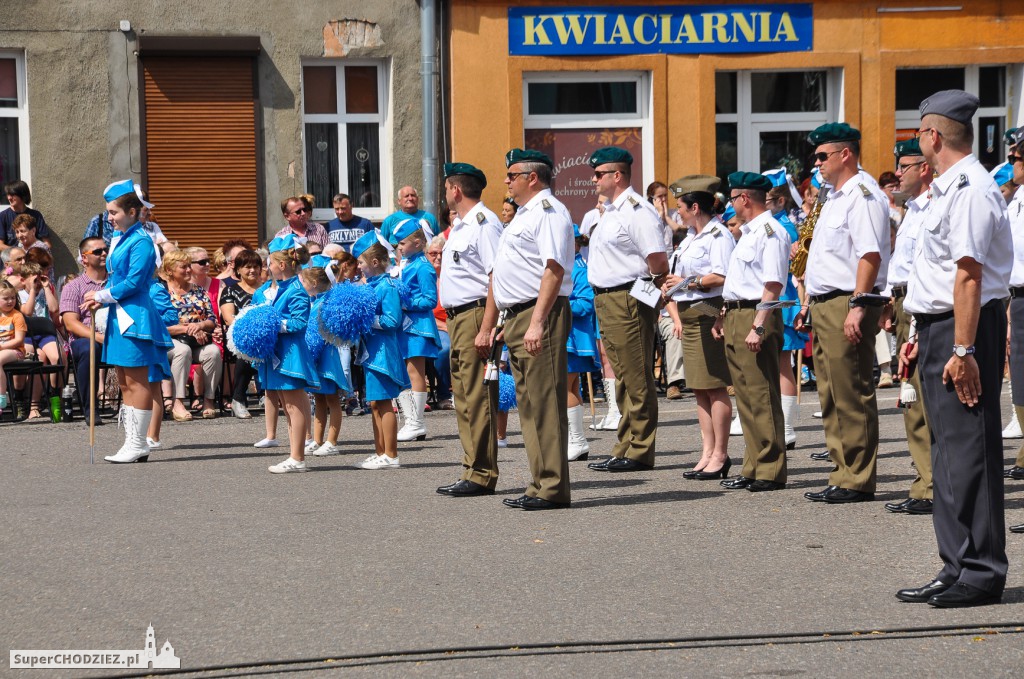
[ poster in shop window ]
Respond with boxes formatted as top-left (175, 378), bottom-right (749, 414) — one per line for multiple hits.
top-left (524, 127), bottom-right (644, 223)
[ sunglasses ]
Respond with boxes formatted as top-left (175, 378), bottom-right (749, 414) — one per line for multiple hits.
top-left (813, 150), bottom-right (842, 162)
top-left (915, 127), bottom-right (944, 140)
top-left (192, 259), bottom-right (210, 266)
top-left (291, 208), bottom-right (310, 215)
top-left (506, 171), bottom-right (532, 181)
top-left (897, 160), bottom-right (925, 172)
top-left (85, 248), bottom-right (109, 256)
top-left (1009, 154), bottom-right (1023, 165)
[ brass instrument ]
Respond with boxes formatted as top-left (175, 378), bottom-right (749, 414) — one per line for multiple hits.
top-left (790, 187), bottom-right (829, 277)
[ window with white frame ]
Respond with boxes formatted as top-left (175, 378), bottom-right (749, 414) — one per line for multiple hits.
top-left (715, 69), bottom-right (841, 187)
top-left (522, 71), bottom-right (652, 222)
top-left (894, 65), bottom-right (1017, 171)
top-left (301, 61), bottom-right (389, 221)
top-left (0, 51), bottom-right (29, 205)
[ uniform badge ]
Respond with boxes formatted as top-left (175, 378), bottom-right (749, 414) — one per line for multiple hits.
top-left (627, 196), bottom-right (639, 208)
top-left (859, 183), bottom-right (871, 197)
top-left (453, 251), bottom-right (460, 263)
top-left (764, 223), bottom-right (774, 236)
top-left (476, 212), bottom-right (485, 224)
top-left (956, 174), bottom-right (968, 189)
top-left (710, 226), bottom-right (721, 238)
top-left (541, 199), bottom-right (552, 210)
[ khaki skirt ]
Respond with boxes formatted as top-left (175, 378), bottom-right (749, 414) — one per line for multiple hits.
top-left (678, 298), bottom-right (731, 390)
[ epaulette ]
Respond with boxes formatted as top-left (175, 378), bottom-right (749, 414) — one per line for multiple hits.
top-left (710, 226), bottom-right (722, 237)
top-left (541, 199), bottom-right (553, 210)
top-left (627, 195), bottom-right (640, 208)
top-left (858, 183), bottom-right (872, 197)
top-left (956, 174), bottom-right (968, 189)
top-left (764, 223), bottom-right (774, 237)
top-left (476, 212), bottom-right (485, 224)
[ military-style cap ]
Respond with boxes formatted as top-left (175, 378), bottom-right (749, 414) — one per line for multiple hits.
top-left (505, 148), bottom-right (552, 169)
top-left (1005, 127), bottom-right (1024, 148)
top-left (728, 171), bottom-right (773, 192)
top-left (991, 161), bottom-right (1014, 187)
top-left (443, 162), bottom-right (487, 188)
top-left (893, 138), bottom-right (923, 159)
top-left (588, 146), bottom-right (633, 168)
top-left (808, 122), bottom-right (861, 146)
top-left (919, 89), bottom-right (979, 125)
top-left (670, 174), bottom-right (720, 197)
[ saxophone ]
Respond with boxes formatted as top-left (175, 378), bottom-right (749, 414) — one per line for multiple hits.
top-left (790, 187), bottom-right (829, 277)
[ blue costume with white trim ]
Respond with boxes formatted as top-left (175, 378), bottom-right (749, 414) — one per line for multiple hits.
top-left (397, 250), bottom-right (441, 359)
top-left (252, 276), bottom-right (320, 391)
top-left (307, 294), bottom-right (351, 395)
top-left (567, 252), bottom-right (600, 374)
top-left (360, 273), bottom-right (410, 401)
top-left (99, 221), bottom-right (174, 370)
top-left (773, 210), bottom-right (807, 352)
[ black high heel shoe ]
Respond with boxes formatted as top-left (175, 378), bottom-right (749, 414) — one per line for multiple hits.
top-left (691, 457), bottom-right (732, 480)
top-left (682, 461), bottom-right (709, 479)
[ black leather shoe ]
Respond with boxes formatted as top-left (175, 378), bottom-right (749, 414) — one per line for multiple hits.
top-left (1005, 465), bottom-right (1024, 480)
top-left (810, 450), bottom-right (831, 461)
top-left (896, 579), bottom-right (951, 603)
top-left (805, 485), bottom-right (839, 502)
top-left (904, 498), bottom-right (933, 515)
top-left (587, 457), bottom-right (617, 471)
top-left (885, 498), bottom-right (914, 514)
top-left (437, 479), bottom-right (494, 497)
top-left (927, 582), bottom-right (1001, 608)
top-left (786, 441), bottom-right (795, 450)
top-left (502, 494), bottom-right (529, 508)
top-left (822, 487), bottom-right (874, 504)
top-left (682, 465), bottom-right (708, 479)
top-left (691, 457), bottom-right (731, 480)
top-left (747, 479), bottom-right (786, 492)
top-left (1010, 523), bottom-right (1024, 534)
top-left (606, 457), bottom-right (653, 472)
top-left (721, 476), bottom-right (753, 489)
top-left (520, 496), bottom-right (570, 511)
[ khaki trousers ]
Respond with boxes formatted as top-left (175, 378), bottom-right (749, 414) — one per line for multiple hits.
top-left (503, 297), bottom-right (571, 503)
top-left (893, 294), bottom-right (933, 499)
top-left (724, 307), bottom-right (786, 483)
top-left (656, 314), bottom-right (685, 384)
top-left (594, 290), bottom-right (658, 466)
top-left (169, 339), bottom-right (222, 400)
top-left (448, 305), bottom-right (499, 488)
top-left (811, 295), bottom-right (881, 493)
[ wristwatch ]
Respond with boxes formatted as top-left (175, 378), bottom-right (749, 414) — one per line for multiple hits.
top-left (952, 344), bottom-right (975, 358)
top-left (752, 325), bottom-right (765, 337)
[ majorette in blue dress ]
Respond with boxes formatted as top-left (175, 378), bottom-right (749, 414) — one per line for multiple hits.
top-left (391, 220), bottom-right (441, 360)
top-left (252, 275), bottom-right (321, 392)
top-left (567, 252), bottom-right (600, 374)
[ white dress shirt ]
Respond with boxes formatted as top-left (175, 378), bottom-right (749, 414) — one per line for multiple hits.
top-left (1007, 185), bottom-right (1024, 288)
top-left (439, 201), bottom-right (503, 308)
top-left (669, 222), bottom-right (734, 303)
top-left (887, 191), bottom-right (929, 288)
top-left (722, 211), bottom-right (791, 302)
top-left (587, 186), bottom-right (665, 289)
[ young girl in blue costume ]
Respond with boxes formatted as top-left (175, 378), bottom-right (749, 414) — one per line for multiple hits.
top-left (567, 225), bottom-right (599, 462)
top-left (82, 180), bottom-right (173, 464)
top-left (390, 218), bottom-right (441, 442)
top-left (301, 258), bottom-right (350, 457)
top-left (254, 235), bottom-right (321, 474)
top-left (352, 231), bottom-right (409, 469)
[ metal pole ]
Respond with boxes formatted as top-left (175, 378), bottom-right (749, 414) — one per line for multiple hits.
top-left (421, 0), bottom-right (438, 214)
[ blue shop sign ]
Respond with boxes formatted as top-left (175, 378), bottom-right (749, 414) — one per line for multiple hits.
top-left (509, 4), bottom-right (813, 55)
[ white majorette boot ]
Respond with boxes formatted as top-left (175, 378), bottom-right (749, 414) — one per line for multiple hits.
top-left (1003, 407), bottom-right (1022, 439)
top-left (105, 406), bottom-right (152, 463)
top-left (781, 394), bottom-right (798, 450)
top-left (591, 378), bottom-right (621, 431)
top-left (729, 414), bottom-right (742, 436)
top-left (397, 391), bottom-right (427, 442)
top-left (567, 405), bottom-right (590, 461)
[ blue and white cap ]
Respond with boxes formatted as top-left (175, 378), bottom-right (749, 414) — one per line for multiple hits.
top-left (391, 217), bottom-right (423, 245)
top-left (352, 230), bottom-right (393, 259)
top-left (268, 233), bottom-right (306, 254)
top-left (103, 179), bottom-right (154, 208)
top-left (991, 161), bottom-right (1014, 187)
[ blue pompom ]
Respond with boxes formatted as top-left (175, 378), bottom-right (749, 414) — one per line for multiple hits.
top-left (305, 316), bottom-right (326, 363)
top-left (319, 282), bottom-right (377, 346)
top-left (498, 371), bottom-right (517, 412)
top-left (227, 303), bottom-right (281, 363)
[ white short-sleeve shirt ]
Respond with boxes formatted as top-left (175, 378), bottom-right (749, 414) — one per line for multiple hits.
top-left (887, 192), bottom-right (929, 288)
top-left (905, 154), bottom-right (1012, 314)
top-left (439, 201), bottom-right (503, 308)
top-left (587, 187), bottom-right (666, 289)
top-left (722, 211), bottom-right (791, 302)
top-left (490, 189), bottom-right (574, 308)
top-left (669, 222), bottom-right (734, 303)
top-left (1007, 185), bottom-right (1024, 288)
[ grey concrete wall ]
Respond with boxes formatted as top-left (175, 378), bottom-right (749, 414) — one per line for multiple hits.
top-left (0, 0), bottom-right (428, 274)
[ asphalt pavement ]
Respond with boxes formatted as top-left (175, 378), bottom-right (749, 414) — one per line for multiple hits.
top-left (2, 386), bottom-right (1023, 678)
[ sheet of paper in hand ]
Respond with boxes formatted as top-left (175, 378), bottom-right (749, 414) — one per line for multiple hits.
top-left (629, 277), bottom-right (661, 308)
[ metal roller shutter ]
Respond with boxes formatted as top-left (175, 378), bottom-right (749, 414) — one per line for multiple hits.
top-left (141, 56), bottom-right (260, 254)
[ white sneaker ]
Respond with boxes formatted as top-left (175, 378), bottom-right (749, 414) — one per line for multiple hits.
top-left (497, 437), bottom-right (508, 448)
top-left (146, 437), bottom-right (163, 450)
top-left (1002, 411), bottom-right (1022, 439)
top-left (311, 442), bottom-right (342, 456)
top-left (359, 453), bottom-right (400, 469)
top-left (812, 411), bottom-right (822, 419)
top-left (269, 457), bottom-right (307, 474)
top-left (729, 415), bottom-right (742, 436)
top-left (304, 439), bottom-right (319, 454)
top-left (254, 437), bottom-right (279, 448)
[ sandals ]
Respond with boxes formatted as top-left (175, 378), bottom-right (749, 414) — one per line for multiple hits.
top-left (201, 408), bottom-right (217, 419)
top-left (172, 410), bottom-right (193, 422)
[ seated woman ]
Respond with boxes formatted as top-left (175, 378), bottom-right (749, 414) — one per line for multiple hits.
top-left (160, 250), bottom-right (223, 420)
top-left (219, 248), bottom-right (263, 418)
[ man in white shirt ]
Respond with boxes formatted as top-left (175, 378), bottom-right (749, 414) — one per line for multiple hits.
top-left (897, 89), bottom-right (1012, 608)
top-left (490, 148), bottom-right (574, 510)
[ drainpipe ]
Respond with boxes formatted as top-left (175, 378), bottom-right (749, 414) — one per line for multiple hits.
top-left (421, 0), bottom-right (438, 214)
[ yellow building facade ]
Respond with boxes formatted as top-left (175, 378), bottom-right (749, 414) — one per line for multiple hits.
top-left (449, 0), bottom-right (1024, 218)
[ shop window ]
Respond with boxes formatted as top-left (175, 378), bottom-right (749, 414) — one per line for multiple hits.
top-left (523, 72), bottom-right (651, 221)
top-left (715, 69), bottom-right (839, 189)
top-left (894, 65), bottom-right (1014, 171)
top-left (0, 52), bottom-right (29, 203)
top-left (302, 61), bottom-right (388, 221)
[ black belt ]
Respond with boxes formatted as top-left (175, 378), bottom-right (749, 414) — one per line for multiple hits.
top-left (808, 290), bottom-right (852, 304)
top-left (678, 296), bottom-right (722, 311)
top-left (1011, 287), bottom-right (1024, 299)
top-left (445, 298), bottom-right (486, 319)
top-left (504, 299), bottom-right (538, 317)
top-left (593, 282), bottom-right (634, 295)
top-left (722, 299), bottom-right (759, 310)
top-left (915, 298), bottom-right (1003, 325)
top-left (891, 285), bottom-right (907, 299)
